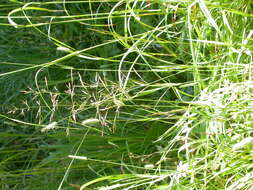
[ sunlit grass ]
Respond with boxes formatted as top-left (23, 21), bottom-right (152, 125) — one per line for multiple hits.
top-left (0, 0), bottom-right (253, 189)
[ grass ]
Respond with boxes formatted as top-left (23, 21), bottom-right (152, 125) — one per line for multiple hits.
top-left (0, 0), bottom-right (253, 189)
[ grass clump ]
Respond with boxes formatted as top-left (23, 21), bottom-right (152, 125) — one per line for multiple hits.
top-left (0, 0), bottom-right (253, 189)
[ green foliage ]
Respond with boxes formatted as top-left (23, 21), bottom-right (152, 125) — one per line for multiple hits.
top-left (0, 0), bottom-right (253, 189)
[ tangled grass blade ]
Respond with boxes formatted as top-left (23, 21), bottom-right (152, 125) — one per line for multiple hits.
top-left (68, 155), bottom-right (88, 160)
top-left (232, 137), bottom-right (253, 151)
top-left (41, 122), bottom-right (58, 132)
top-left (81, 118), bottom-right (100, 125)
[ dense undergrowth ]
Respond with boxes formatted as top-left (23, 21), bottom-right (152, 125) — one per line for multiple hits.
top-left (0, 0), bottom-right (253, 189)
